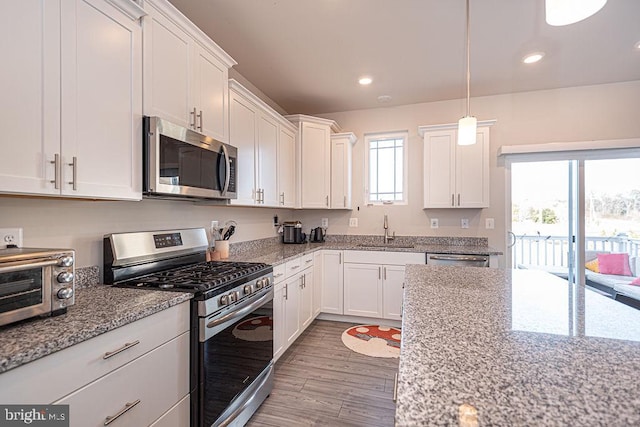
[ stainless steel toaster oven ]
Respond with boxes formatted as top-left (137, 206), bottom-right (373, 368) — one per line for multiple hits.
top-left (0, 248), bottom-right (75, 327)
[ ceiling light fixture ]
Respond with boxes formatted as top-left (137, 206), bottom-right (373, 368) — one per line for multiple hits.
top-left (545, 0), bottom-right (607, 26)
top-left (358, 77), bottom-right (372, 85)
top-left (457, 0), bottom-right (476, 146)
top-left (523, 52), bottom-right (545, 64)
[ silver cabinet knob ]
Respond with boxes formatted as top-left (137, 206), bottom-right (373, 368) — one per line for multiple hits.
top-left (57, 271), bottom-right (74, 283)
top-left (57, 287), bottom-right (74, 299)
top-left (58, 256), bottom-right (74, 267)
top-left (243, 284), bottom-right (253, 295)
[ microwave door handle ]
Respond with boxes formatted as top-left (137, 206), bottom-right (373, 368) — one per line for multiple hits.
top-left (220, 144), bottom-right (230, 196)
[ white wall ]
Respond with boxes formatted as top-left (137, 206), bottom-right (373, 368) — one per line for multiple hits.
top-left (297, 81), bottom-right (640, 263)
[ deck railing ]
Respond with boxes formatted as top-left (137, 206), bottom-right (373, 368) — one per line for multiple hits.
top-left (513, 234), bottom-right (640, 267)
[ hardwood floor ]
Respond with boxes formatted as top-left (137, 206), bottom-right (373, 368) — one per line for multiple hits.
top-left (247, 320), bottom-right (398, 427)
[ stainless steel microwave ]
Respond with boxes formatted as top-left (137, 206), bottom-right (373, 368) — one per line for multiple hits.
top-left (143, 116), bottom-right (237, 200)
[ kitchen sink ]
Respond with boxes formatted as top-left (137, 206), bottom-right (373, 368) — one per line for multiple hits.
top-left (355, 243), bottom-right (415, 249)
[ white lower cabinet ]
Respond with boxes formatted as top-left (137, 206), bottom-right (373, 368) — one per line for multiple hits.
top-left (382, 265), bottom-right (407, 320)
top-left (312, 251), bottom-right (323, 317)
top-left (321, 250), bottom-right (344, 314)
top-left (283, 271), bottom-right (301, 347)
top-left (343, 263), bottom-right (383, 318)
top-left (149, 395), bottom-right (190, 427)
top-left (299, 265), bottom-right (314, 329)
top-left (0, 302), bottom-right (190, 426)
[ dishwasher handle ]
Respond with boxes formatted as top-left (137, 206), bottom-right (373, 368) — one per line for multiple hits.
top-left (429, 255), bottom-right (488, 262)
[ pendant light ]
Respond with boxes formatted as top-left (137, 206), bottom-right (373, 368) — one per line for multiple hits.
top-left (457, 0), bottom-right (476, 146)
top-left (545, 0), bottom-right (607, 26)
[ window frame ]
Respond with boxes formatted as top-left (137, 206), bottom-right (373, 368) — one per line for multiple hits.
top-left (364, 130), bottom-right (409, 205)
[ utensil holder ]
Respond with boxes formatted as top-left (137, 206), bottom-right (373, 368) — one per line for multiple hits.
top-left (215, 241), bottom-right (229, 259)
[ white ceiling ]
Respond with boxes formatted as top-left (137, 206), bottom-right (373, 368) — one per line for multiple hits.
top-left (167, 0), bottom-right (640, 115)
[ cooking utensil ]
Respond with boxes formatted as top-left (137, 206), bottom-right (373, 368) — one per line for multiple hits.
top-left (223, 225), bottom-right (235, 240)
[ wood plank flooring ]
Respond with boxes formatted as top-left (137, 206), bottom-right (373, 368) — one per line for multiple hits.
top-left (247, 320), bottom-right (399, 427)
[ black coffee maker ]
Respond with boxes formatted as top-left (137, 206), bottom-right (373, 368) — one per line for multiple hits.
top-left (282, 221), bottom-right (306, 244)
top-left (310, 227), bottom-right (325, 243)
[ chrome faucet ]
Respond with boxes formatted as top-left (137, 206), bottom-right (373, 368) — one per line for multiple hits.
top-left (383, 215), bottom-right (395, 244)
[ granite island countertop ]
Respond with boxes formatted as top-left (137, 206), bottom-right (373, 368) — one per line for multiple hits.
top-left (0, 284), bottom-right (191, 373)
top-left (397, 265), bottom-right (640, 426)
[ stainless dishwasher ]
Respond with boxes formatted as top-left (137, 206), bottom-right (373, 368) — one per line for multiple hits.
top-left (426, 253), bottom-right (490, 267)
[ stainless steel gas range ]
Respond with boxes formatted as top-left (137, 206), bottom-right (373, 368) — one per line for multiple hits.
top-left (103, 228), bottom-right (274, 427)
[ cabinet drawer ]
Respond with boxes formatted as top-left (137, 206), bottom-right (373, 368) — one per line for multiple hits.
top-left (150, 391), bottom-right (189, 427)
top-left (273, 263), bottom-right (286, 283)
top-left (55, 332), bottom-right (190, 427)
top-left (301, 253), bottom-right (314, 269)
top-left (343, 250), bottom-right (425, 265)
top-left (285, 257), bottom-right (302, 277)
top-left (0, 302), bottom-right (190, 404)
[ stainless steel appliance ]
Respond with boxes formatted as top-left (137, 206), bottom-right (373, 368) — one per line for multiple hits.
top-left (103, 228), bottom-right (274, 427)
top-left (282, 221), bottom-right (305, 244)
top-left (310, 227), bottom-right (325, 243)
top-left (0, 248), bottom-right (75, 327)
top-left (426, 253), bottom-right (490, 267)
top-left (143, 116), bottom-right (238, 200)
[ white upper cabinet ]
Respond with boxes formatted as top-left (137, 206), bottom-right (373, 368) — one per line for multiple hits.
top-left (286, 115), bottom-right (340, 209)
top-left (330, 133), bottom-right (356, 209)
top-left (228, 79), bottom-right (297, 207)
top-left (419, 120), bottom-right (495, 208)
top-left (0, 0), bottom-right (144, 200)
top-left (142, 0), bottom-right (235, 143)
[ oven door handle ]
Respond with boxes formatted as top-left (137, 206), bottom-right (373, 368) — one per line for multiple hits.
top-left (206, 289), bottom-right (273, 329)
top-left (0, 258), bottom-right (60, 274)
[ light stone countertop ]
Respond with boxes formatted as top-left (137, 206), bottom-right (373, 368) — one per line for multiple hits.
top-left (0, 284), bottom-right (191, 373)
top-left (397, 265), bottom-right (640, 426)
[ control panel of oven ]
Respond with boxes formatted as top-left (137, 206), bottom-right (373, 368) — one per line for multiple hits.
top-left (200, 272), bottom-right (274, 317)
top-left (52, 251), bottom-right (76, 311)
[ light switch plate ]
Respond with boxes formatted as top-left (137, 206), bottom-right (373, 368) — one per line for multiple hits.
top-left (349, 218), bottom-right (358, 227)
top-left (0, 228), bottom-right (23, 248)
top-left (321, 218), bottom-right (329, 228)
top-left (430, 218), bottom-right (439, 229)
top-left (461, 219), bottom-right (469, 229)
top-left (485, 218), bottom-right (495, 229)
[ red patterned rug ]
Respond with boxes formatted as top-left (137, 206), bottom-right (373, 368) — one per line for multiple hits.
top-left (341, 325), bottom-right (401, 358)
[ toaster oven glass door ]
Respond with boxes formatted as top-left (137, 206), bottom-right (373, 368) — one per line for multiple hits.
top-left (0, 267), bottom-right (51, 324)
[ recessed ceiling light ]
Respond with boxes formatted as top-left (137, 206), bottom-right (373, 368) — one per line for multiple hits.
top-left (377, 95), bottom-right (392, 103)
top-left (523, 52), bottom-right (545, 64)
top-left (358, 77), bottom-right (373, 85)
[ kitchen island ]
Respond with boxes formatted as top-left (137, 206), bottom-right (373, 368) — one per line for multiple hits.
top-left (397, 265), bottom-right (640, 426)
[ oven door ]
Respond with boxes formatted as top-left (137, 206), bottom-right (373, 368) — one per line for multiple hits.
top-left (197, 288), bottom-right (273, 427)
top-left (0, 260), bottom-right (53, 327)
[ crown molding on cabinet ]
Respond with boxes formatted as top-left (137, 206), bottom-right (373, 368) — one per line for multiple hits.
top-left (229, 79), bottom-right (296, 132)
top-left (285, 114), bottom-right (342, 133)
top-left (331, 132), bottom-right (357, 145)
top-left (106, 0), bottom-right (147, 20)
top-left (498, 138), bottom-right (640, 157)
top-left (142, 0), bottom-right (237, 67)
top-left (418, 119), bottom-right (496, 137)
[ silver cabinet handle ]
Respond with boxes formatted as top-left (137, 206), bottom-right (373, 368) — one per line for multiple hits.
top-left (458, 193), bottom-right (461, 206)
top-left (274, 272), bottom-right (284, 278)
top-left (261, 189), bottom-right (265, 203)
top-left (378, 266), bottom-right (381, 280)
top-left (290, 265), bottom-right (300, 270)
top-left (280, 192), bottom-right (285, 205)
top-left (50, 154), bottom-right (60, 189)
top-left (326, 195), bottom-right (329, 207)
top-left (339, 252), bottom-right (342, 264)
top-left (305, 259), bottom-right (313, 264)
top-left (191, 107), bottom-right (197, 129)
top-left (451, 194), bottom-right (455, 207)
top-left (383, 267), bottom-right (387, 280)
top-left (104, 399), bottom-right (141, 425)
top-left (284, 283), bottom-right (288, 300)
top-left (103, 340), bottom-right (140, 360)
top-left (68, 156), bottom-right (77, 191)
top-left (197, 110), bottom-right (203, 131)
top-left (393, 373), bottom-right (398, 402)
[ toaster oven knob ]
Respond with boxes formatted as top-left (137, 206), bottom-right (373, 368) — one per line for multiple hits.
top-left (58, 256), bottom-right (74, 267)
top-left (243, 284), bottom-right (253, 295)
top-left (57, 287), bottom-right (74, 300)
top-left (57, 271), bottom-right (74, 283)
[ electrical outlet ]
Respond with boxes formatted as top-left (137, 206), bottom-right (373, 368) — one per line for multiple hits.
top-left (430, 218), bottom-right (439, 229)
top-left (321, 218), bottom-right (329, 228)
top-left (461, 219), bottom-right (469, 229)
top-left (485, 218), bottom-right (495, 229)
top-left (349, 218), bottom-right (358, 227)
top-left (0, 228), bottom-right (23, 248)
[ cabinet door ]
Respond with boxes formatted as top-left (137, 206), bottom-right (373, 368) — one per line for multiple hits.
top-left (0, 0), bottom-right (60, 196)
top-left (330, 136), bottom-right (351, 209)
top-left (456, 126), bottom-right (490, 208)
top-left (321, 250), bottom-right (344, 314)
top-left (423, 130), bottom-right (455, 208)
top-left (300, 122), bottom-right (331, 208)
top-left (382, 265), bottom-right (406, 320)
top-left (228, 90), bottom-right (257, 205)
top-left (60, 0), bottom-right (142, 200)
top-left (300, 269), bottom-right (314, 329)
top-left (193, 47), bottom-right (228, 142)
top-left (283, 275), bottom-right (300, 346)
top-left (142, 3), bottom-right (191, 129)
top-left (312, 251), bottom-right (323, 317)
top-left (257, 114), bottom-right (279, 206)
top-left (273, 283), bottom-right (285, 361)
top-left (343, 263), bottom-right (382, 318)
top-left (278, 126), bottom-right (296, 208)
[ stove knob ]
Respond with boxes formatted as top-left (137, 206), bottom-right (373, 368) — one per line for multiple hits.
top-left (57, 287), bottom-right (74, 299)
top-left (265, 277), bottom-right (272, 286)
top-left (255, 279), bottom-right (264, 289)
top-left (243, 284), bottom-right (253, 295)
top-left (58, 256), bottom-right (74, 267)
top-left (57, 271), bottom-right (74, 283)
top-left (219, 295), bottom-right (229, 306)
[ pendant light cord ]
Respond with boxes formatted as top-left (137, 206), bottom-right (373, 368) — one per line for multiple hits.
top-left (465, 0), bottom-right (471, 117)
